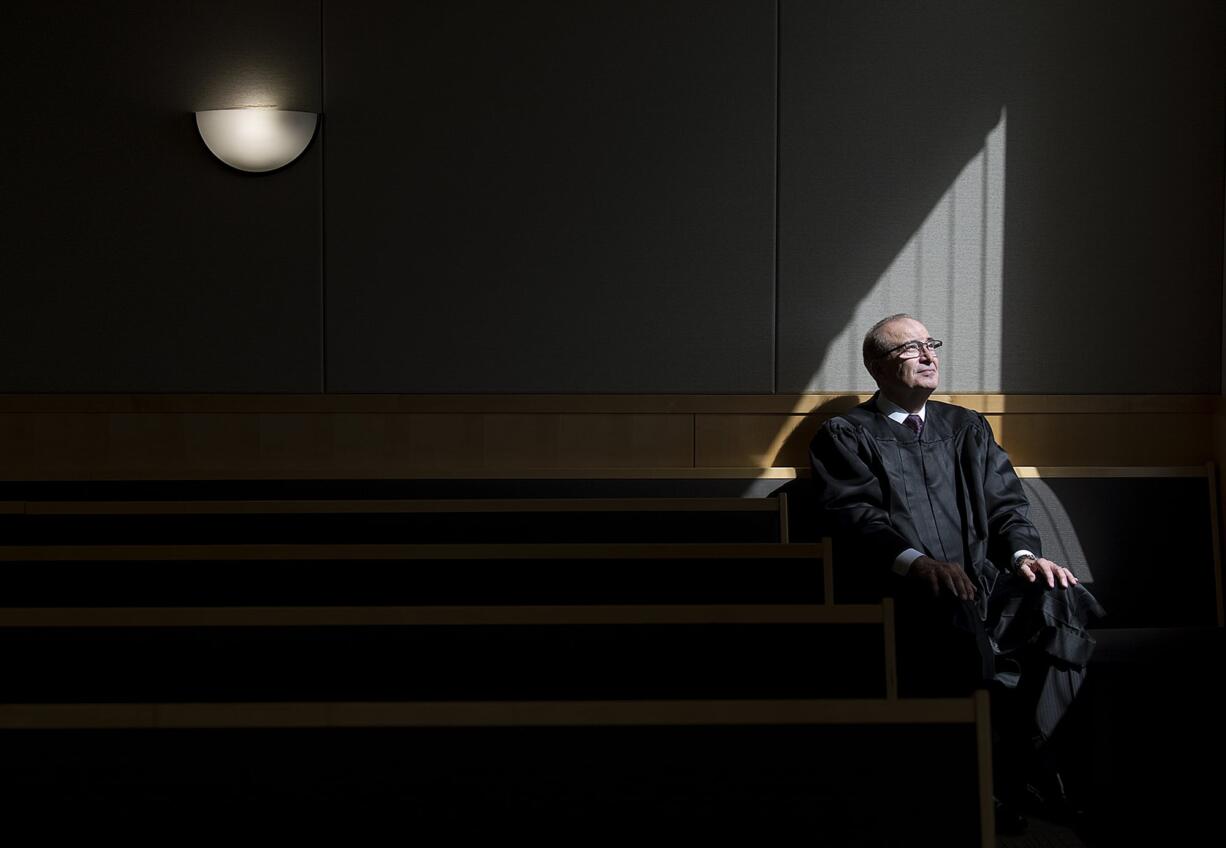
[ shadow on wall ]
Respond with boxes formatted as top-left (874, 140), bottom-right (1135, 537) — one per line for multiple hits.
top-left (778, 0), bottom-right (1010, 397)
top-left (745, 393), bottom-right (861, 501)
top-left (761, 4), bottom-right (1011, 471)
top-left (763, 395), bottom-right (866, 473)
top-left (755, 0), bottom-right (1018, 488)
top-left (806, 110), bottom-right (1005, 394)
top-left (761, 97), bottom-right (1005, 463)
top-left (781, 0), bottom-right (1223, 399)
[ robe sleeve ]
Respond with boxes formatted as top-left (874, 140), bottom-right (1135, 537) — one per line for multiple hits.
top-left (979, 414), bottom-right (1043, 565)
top-left (809, 420), bottom-right (913, 568)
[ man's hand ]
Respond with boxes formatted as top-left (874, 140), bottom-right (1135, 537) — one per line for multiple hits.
top-left (911, 556), bottom-right (977, 601)
top-left (1016, 555), bottom-right (1079, 589)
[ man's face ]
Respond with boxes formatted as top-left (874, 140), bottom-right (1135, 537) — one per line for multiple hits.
top-left (869, 317), bottom-right (940, 396)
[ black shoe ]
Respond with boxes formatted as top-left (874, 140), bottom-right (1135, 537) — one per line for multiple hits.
top-left (994, 796), bottom-right (1028, 835)
top-left (1022, 768), bottom-right (1086, 828)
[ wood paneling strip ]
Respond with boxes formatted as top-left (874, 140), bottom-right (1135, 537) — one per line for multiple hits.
top-left (0, 603), bottom-right (879, 628)
top-left (1012, 466), bottom-right (1210, 478)
top-left (1, 394), bottom-right (1217, 414)
top-left (20, 497), bottom-right (783, 516)
top-left (0, 395), bottom-right (1219, 478)
top-left (0, 698), bottom-right (978, 730)
top-left (993, 413), bottom-right (1212, 466)
top-left (697, 410), bottom-right (1216, 468)
top-left (0, 541), bottom-right (825, 562)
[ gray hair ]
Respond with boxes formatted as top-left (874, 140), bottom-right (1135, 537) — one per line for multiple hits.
top-left (862, 313), bottom-right (915, 370)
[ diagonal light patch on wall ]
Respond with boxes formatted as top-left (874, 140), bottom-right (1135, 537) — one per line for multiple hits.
top-left (1020, 478), bottom-right (1095, 584)
top-left (804, 108), bottom-right (1007, 393)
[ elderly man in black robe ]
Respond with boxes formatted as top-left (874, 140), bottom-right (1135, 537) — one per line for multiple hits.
top-left (809, 313), bottom-right (1103, 830)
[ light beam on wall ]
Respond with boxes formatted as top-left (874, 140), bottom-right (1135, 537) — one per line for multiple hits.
top-left (196, 108), bottom-right (319, 173)
top-left (1018, 476), bottom-right (1095, 584)
top-left (808, 108), bottom-right (1007, 392)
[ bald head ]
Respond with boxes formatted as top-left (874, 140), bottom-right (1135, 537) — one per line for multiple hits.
top-left (863, 315), bottom-right (940, 412)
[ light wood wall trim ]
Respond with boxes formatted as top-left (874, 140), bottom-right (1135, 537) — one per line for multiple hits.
top-left (696, 411), bottom-right (1217, 468)
top-left (0, 541), bottom-right (826, 562)
top-left (822, 537), bottom-right (835, 604)
top-left (0, 603), bottom-right (880, 628)
top-left (991, 413), bottom-right (1214, 467)
top-left (882, 597), bottom-right (898, 701)
top-left (0, 467), bottom-right (796, 483)
top-left (0, 698), bottom-right (979, 730)
top-left (0, 394), bottom-right (846, 414)
top-left (975, 690), bottom-right (996, 848)
top-left (778, 491), bottom-right (790, 543)
top-left (22, 496), bottom-right (785, 516)
top-left (1012, 466), bottom-right (1210, 478)
top-left (0, 394), bottom-right (1217, 415)
top-left (1, 395), bottom-right (1218, 478)
top-left (1207, 462), bottom-right (1224, 627)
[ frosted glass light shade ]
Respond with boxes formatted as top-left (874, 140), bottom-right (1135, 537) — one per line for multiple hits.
top-left (195, 108), bottom-right (318, 172)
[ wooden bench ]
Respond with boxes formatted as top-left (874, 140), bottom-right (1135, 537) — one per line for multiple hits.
top-left (0, 476), bottom-right (993, 842)
top-left (1009, 465), bottom-right (1224, 845)
top-left (783, 463), bottom-right (1224, 621)
top-left (1011, 465), bottom-right (1223, 628)
top-left (786, 462), bottom-right (1225, 844)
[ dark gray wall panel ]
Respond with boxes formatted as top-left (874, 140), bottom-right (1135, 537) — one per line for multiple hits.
top-left (1, 1), bottom-right (322, 392)
top-left (325, 0), bottom-right (776, 393)
top-left (777, 0), bottom-right (1010, 393)
top-left (5, 1), bottom-right (1219, 396)
top-left (999, 0), bottom-right (1223, 393)
top-left (778, 0), bottom-right (1224, 394)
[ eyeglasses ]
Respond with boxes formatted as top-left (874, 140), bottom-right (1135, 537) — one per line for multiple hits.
top-left (879, 338), bottom-right (943, 360)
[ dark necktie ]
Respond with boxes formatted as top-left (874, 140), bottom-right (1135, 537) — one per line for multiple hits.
top-left (904, 413), bottom-right (923, 437)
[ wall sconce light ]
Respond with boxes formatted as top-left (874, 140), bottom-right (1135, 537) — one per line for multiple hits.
top-left (195, 108), bottom-right (319, 173)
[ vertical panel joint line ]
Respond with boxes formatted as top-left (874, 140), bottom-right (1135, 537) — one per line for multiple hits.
top-left (777, 490), bottom-right (789, 543)
top-left (771, 0), bottom-right (780, 395)
top-left (822, 536), bottom-right (834, 605)
top-left (882, 597), bottom-right (898, 701)
top-left (975, 689), bottom-right (996, 847)
top-left (320, 0), bottom-right (328, 394)
top-left (1206, 461), bottom-right (1223, 626)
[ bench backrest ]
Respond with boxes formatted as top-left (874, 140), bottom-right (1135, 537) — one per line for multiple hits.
top-left (1014, 465), bottom-right (1222, 629)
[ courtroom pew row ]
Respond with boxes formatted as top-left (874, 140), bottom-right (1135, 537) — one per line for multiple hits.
top-left (2, 467), bottom-right (1220, 787)
top-left (0, 477), bottom-right (994, 842)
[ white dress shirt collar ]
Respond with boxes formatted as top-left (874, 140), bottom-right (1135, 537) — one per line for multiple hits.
top-left (874, 393), bottom-right (926, 426)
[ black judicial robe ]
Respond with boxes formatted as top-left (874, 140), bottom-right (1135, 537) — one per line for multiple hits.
top-left (809, 394), bottom-right (1040, 612)
top-left (809, 395), bottom-right (1103, 736)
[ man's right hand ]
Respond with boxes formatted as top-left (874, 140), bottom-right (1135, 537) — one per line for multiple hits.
top-left (910, 556), bottom-right (977, 601)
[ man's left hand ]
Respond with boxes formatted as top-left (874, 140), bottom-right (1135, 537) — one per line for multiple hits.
top-left (1017, 556), bottom-right (1078, 589)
